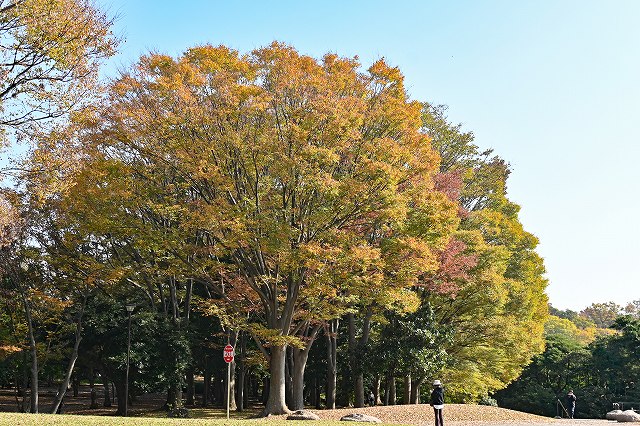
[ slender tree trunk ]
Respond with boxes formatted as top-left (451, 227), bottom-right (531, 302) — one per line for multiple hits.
top-left (102, 374), bottom-right (111, 407)
top-left (18, 283), bottom-right (38, 413)
top-left (237, 332), bottom-right (246, 411)
top-left (51, 294), bottom-right (87, 413)
top-left (186, 369), bottom-right (195, 406)
top-left (403, 374), bottom-right (411, 404)
top-left (20, 355), bottom-right (28, 412)
top-left (384, 375), bottom-right (390, 406)
top-left (26, 311), bottom-right (38, 413)
top-left (225, 331), bottom-right (238, 411)
top-left (90, 373), bottom-right (98, 409)
top-left (261, 377), bottom-right (269, 405)
top-left (285, 347), bottom-right (293, 408)
top-left (72, 374), bottom-right (79, 397)
top-left (349, 312), bottom-right (372, 408)
top-left (325, 319), bottom-right (338, 409)
top-left (261, 345), bottom-right (289, 415)
top-left (202, 356), bottom-right (210, 407)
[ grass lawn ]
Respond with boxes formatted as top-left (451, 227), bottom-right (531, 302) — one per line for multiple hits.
top-left (0, 412), bottom-right (399, 426)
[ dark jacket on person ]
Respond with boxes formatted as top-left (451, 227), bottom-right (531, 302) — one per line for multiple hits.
top-left (430, 387), bottom-right (444, 406)
top-left (567, 393), bottom-right (576, 407)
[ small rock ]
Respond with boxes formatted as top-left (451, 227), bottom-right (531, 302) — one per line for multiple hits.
top-left (340, 413), bottom-right (382, 423)
top-left (287, 410), bottom-right (321, 420)
top-left (607, 409), bottom-right (623, 420)
top-left (617, 410), bottom-right (640, 422)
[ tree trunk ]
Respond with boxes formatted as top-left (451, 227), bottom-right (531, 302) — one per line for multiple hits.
top-left (202, 356), bottom-right (210, 407)
top-left (389, 376), bottom-right (396, 405)
top-left (373, 376), bottom-right (381, 406)
top-left (51, 297), bottom-right (86, 413)
top-left (348, 312), bottom-right (372, 408)
top-left (20, 287), bottom-right (38, 413)
top-left (261, 345), bottom-right (289, 415)
top-left (355, 373), bottom-right (365, 408)
top-left (102, 374), bottom-right (112, 407)
top-left (114, 378), bottom-right (126, 416)
top-left (72, 374), bottom-right (80, 397)
top-left (403, 374), bottom-right (411, 404)
top-left (410, 378), bottom-right (423, 404)
top-left (261, 377), bottom-right (269, 405)
top-left (225, 359), bottom-right (237, 411)
top-left (225, 330), bottom-right (238, 411)
top-left (236, 332), bottom-right (246, 411)
top-left (186, 369), bottom-right (195, 406)
top-left (285, 347), bottom-right (293, 408)
top-left (291, 347), bottom-right (309, 410)
top-left (90, 373), bottom-right (99, 409)
top-left (20, 355), bottom-right (28, 412)
top-left (325, 319), bottom-right (338, 409)
top-left (290, 324), bottom-right (321, 411)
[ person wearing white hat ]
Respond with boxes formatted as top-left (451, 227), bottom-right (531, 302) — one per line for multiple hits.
top-left (430, 380), bottom-right (445, 426)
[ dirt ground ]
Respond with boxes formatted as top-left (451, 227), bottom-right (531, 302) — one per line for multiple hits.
top-left (0, 386), bottom-right (614, 425)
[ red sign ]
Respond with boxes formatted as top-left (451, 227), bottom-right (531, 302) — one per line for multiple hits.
top-left (223, 344), bottom-right (234, 363)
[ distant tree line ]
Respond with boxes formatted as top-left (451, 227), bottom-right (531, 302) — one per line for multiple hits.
top-left (496, 302), bottom-right (640, 418)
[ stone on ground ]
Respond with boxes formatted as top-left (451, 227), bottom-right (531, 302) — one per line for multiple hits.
top-left (340, 413), bottom-right (382, 423)
top-left (607, 409), bottom-right (623, 420)
top-left (616, 410), bottom-right (640, 422)
top-left (287, 410), bottom-right (321, 420)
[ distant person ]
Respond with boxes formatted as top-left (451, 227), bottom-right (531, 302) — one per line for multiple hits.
top-left (567, 390), bottom-right (576, 419)
top-left (368, 390), bottom-right (375, 406)
top-left (430, 380), bottom-right (445, 426)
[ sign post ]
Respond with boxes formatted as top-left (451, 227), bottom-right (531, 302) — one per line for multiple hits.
top-left (223, 344), bottom-right (234, 419)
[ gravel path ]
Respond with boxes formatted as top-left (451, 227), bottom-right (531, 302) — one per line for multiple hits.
top-left (269, 404), bottom-right (613, 426)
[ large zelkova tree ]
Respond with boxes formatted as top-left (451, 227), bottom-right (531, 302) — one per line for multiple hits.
top-left (0, 0), bottom-right (117, 146)
top-left (55, 43), bottom-right (458, 415)
top-left (419, 103), bottom-right (549, 400)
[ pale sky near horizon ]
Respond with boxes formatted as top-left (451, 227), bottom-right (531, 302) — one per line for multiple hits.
top-left (9, 0), bottom-right (640, 311)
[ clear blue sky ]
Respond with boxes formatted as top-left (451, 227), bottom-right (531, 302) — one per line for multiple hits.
top-left (99, 0), bottom-right (638, 310)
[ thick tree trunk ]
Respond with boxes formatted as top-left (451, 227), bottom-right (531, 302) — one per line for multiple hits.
top-left (290, 324), bottom-right (321, 411)
top-left (291, 347), bottom-right (309, 410)
top-left (325, 319), bottom-right (338, 409)
top-left (373, 376), bottom-right (381, 406)
top-left (355, 373), bottom-right (365, 407)
top-left (389, 376), bottom-right (396, 405)
top-left (403, 374), bottom-right (411, 404)
top-left (261, 345), bottom-right (289, 415)
top-left (114, 378), bottom-right (126, 416)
